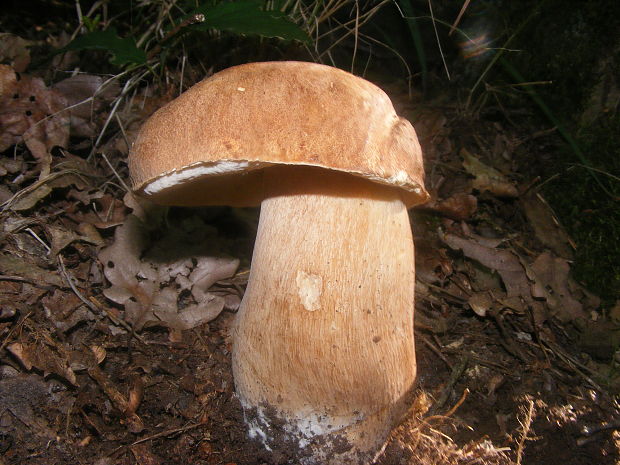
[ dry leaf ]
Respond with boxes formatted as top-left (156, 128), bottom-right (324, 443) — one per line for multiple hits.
top-left (130, 443), bottom-right (163, 465)
top-left (41, 289), bottom-right (96, 333)
top-left (461, 148), bottom-right (518, 198)
top-left (468, 292), bottom-right (493, 317)
top-left (521, 191), bottom-right (574, 259)
top-left (99, 215), bottom-right (239, 331)
top-left (0, 65), bottom-right (69, 175)
top-left (66, 193), bottom-right (128, 228)
top-left (441, 231), bottom-right (530, 298)
top-left (9, 172), bottom-right (81, 211)
top-left (531, 251), bottom-right (586, 322)
top-left (6, 151), bottom-right (98, 211)
top-left (0, 375), bottom-right (71, 443)
top-left (53, 74), bottom-right (119, 137)
top-left (0, 253), bottom-right (64, 287)
top-left (423, 192), bottom-right (478, 220)
top-left (577, 319), bottom-right (620, 360)
top-left (610, 300), bottom-right (620, 323)
top-left (7, 341), bottom-right (77, 386)
top-left (45, 224), bottom-right (101, 256)
top-left (0, 33), bottom-right (32, 72)
top-left (415, 239), bottom-right (452, 284)
top-left (91, 345), bottom-right (107, 364)
top-left (408, 106), bottom-right (453, 163)
top-left (87, 365), bottom-right (145, 433)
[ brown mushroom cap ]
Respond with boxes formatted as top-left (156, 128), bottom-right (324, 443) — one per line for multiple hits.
top-left (129, 61), bottom-right (428, 207)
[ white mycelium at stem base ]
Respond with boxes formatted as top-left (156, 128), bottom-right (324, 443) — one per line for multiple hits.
top-left (232, 167), bottom-right (416, 463)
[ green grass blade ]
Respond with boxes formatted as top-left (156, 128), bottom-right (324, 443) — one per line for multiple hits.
top-left (500, 57), bottom-right (615, 198)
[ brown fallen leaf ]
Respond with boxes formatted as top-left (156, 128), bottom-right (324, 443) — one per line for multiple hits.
top-left (99, 214), bottom-right (239, 331)
top-left (577, 318), bottom-right (620, 360)
top-left (130, 443), bottom-right (163, 465)
top-left (87, 365), bottom-right (145, 433)
top-left (408, 106), bottom-right (453, 163)
top-left (422, 192), bottom-right (478, 221)
top-left (7, 340), bottom-right (77, 386)
top-left (0, 375), bottom-right (72, 444)
top-left (521, 191), bottom-right (574, 259)
top-left (0, 33), bottom-right (32, 72)
top-left (66, 193), bottom-right (128, 228)
top-left (0, 65), bottom-right (69, 176)
top-left (8, 171), bottom-right (82, 211)
top-left (3, 148), bottom-right (96, 213)
top-left (41, 289), bottom-right (96, 333)
top-left (0, 253), bottom-right (64, 287)
top-left (468, 291), bottom-right (493, 317)
top-left (531, 251), bottom-right (587, 322)
top-left (440, 231), bottom-right (530, 298)
top-left (461, 148), bottom-right (518, 198)
top-left (45, 224), bottom-right (101, 257)
top-left (52, 74), bottom-right (119, 138)
top-left (415, 238), bottom-right (453, 284)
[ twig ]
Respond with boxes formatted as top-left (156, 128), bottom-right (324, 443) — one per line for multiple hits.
top-left (89, 68), bottom-right (150, 159)
top-left (581, 420), bottom-right (620, 436)
top-left (146, 14), bottom-right (205, 60)
top-left (449, 0), bottom-right (471, 36)
top-left (444, 388), bottom-right (469, 418)
top-left (131, 422), bottom-right (204, 446)
top-left (0, 275), bottom-right (55, 290)
top-left (540, 337), bottom-right (603, 392)
top-left (25, 227), bottom-right (51, 254)
top-left (419, 333), bottom-right (453, 369)
top-left (577, 420), bottom-right (620, 446)
top-left (515, 398), bottom-right (535, 465)
top-left (114, 113), bottom-right (131, 154)
top-left (427, 0), bottom-right (450, 80)
top-left (424, 282), bottom-right (468, 303)
top-left (57, 255), bottom-right (105, 319)
top-left (0, 311), bottom-right (32, 352)
top-left (350, 1), bottom-right (359, 73)
top-left (108, 422), bottom-right (205, 458)
top-left (89, 296), bottom-right (146, 345)
top-left (87, 364), bottom-right (144, 433)
top-left (568, 163), bottom-right (620, 183)
top-left (429, 355), bottom-right (469, 415)
top-left (1, 169), bottom-right (90, 212)
top-left (489, 309), bottom-right (529, 363)
top-left (90, 78), bottom-right (133, 158)
top-left (100, 151), bottom-right (131, 193)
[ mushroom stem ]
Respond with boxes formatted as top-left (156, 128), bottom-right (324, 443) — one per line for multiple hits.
top-left (233, 167), bottom-right (417, 463)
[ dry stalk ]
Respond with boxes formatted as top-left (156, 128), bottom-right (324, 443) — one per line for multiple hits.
top-left (515, 397), bottom-right (535, 465)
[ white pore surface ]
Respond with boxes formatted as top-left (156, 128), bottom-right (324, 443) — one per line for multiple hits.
top-left (142, 160), bottom-right (424, 203)
top-left (143, 160), bottom-right (251, 195)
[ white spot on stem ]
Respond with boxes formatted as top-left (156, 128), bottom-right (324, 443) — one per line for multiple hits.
top-left (296, 271), bottom-right (322, 311)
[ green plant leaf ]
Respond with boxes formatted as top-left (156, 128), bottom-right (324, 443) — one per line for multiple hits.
top-left (189, 1), bottom-right (310, 43)
top-left (60, 28), bottom-right (147, 66)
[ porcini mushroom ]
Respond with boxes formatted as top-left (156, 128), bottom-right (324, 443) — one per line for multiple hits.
top-left (129, 61), bottom-right (428, 464)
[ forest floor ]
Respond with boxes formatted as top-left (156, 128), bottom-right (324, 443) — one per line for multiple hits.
top-left (1, 38), bottom-right (619, 465)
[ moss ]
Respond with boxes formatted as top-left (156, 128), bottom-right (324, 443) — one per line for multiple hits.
top-left (542, 113), bottom-right (620, 306)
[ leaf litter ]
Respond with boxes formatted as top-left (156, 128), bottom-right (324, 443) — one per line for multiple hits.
top-left (0, 50), bottom-right (618, 465)
top-left (0, 64), bottom-right (69, 177)
top-left (99, 212), bottom-right (239, 331)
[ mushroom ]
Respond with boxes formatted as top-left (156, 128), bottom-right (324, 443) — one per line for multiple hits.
top-left (129, 61), bottom-right (428, 463)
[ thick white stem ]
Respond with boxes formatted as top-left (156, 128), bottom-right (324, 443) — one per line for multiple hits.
top-left (233, 168), bottom-right (416, 463)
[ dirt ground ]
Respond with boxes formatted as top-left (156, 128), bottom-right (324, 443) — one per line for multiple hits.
top-left (1, 55), bottom-right (619, 464)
